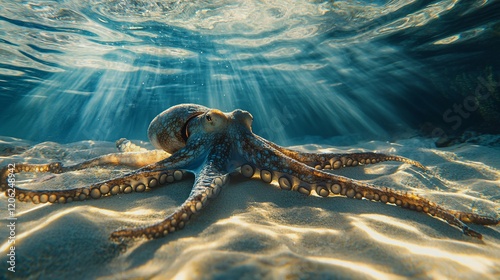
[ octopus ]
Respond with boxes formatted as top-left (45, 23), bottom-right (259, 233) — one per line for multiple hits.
top-left (1, 104), bottom-right (498, 241)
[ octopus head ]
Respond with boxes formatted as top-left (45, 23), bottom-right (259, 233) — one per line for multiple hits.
top-left (148, 104), bottom-right (209, 153)
top-left (190, 108), bottom-right (253, 134)
top-left (148, 104), bottom-right (254, 153)
top-left (201, 109), bottom-right (230, 133)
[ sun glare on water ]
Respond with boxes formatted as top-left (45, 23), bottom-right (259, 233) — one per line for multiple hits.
top-left (1, 0), bottom-right (446, 144)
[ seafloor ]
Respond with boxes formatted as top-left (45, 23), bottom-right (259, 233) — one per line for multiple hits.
top-left (0, 136), bottom-right (499, 279)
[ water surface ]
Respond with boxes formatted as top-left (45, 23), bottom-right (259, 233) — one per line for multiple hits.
top-left (1, 0), bottom-right (499, 144)
top-left (1, 2), bottom-right (500, 279)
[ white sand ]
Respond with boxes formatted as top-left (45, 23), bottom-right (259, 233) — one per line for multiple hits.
top-left (0, 136), bottom-right (499, 279)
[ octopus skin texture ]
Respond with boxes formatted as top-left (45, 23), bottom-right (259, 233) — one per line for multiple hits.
top-left (1, 104), bottom-right (499, 241)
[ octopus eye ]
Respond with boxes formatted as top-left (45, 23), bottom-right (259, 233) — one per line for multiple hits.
top-left (206, 114), bottom-right (212, 122)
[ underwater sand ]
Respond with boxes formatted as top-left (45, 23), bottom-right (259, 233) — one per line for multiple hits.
top-left (0, 136), bottom-right (499, 279)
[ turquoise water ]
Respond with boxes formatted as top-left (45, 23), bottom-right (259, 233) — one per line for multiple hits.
top-left (1, 0), bottom-right (498, 145)
top-left (1, 2), bottom-right (500, 279)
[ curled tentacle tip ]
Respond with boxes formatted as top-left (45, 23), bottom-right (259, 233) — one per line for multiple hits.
top-left (108, 237), bottom-right (131, 253)
top-left (117, 243), bottom-right (128, 253)
top-left (464, 228), bottom-right (483, 240)
top-left (412, 161), bottom-right (427, 171)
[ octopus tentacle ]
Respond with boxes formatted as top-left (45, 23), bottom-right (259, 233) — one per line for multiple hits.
top-left (241, 137), bottom-right (498, 239)
top-left (64, 150), bottom-right (169, 171)
top-left (1, 162), bottom-right (64, 192)
top-left (13, 169), bottom-right (185, 204)
top-left (134, 139), bottom-right (208, 173)
top-left (305, 152), bottom-right (425, 170)
top-left (111, 161), bottom-right (229, 240)
top-left (0, 139), bottom-right (206, 193)
top-left (0, 151), bottom-right (168, 192)
top-left (63, 150), bottom-right (169, 171)
top-left (78, 138), bottom-right (206, 174)
top-left (255, 135), bottom-right (425, 170)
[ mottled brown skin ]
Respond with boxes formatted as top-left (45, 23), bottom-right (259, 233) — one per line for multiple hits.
top-left (1, 104), bottom-right (498, 241)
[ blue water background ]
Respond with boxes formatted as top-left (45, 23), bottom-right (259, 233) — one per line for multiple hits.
top-left (0, 0), bottom-right (499, 145)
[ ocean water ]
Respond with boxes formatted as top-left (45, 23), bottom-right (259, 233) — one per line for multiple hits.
top-left (1, 1), bottom-right (500, 280)
top-left (1, 0), bottom-right (498, 145)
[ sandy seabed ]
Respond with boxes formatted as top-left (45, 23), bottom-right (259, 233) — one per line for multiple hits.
top-left (0, 136), bottom-right (499, 280)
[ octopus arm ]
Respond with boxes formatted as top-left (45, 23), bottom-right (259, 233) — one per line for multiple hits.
top-left (134, 140), bottom-right (208, 173)
top-left (11, 169), bottom-right (186, 204)
top-left (1, 138), bottom-right (206, 195)
top-left (110, 160), bottom-right (229, 240)
top-left (0, 150), bottom-right (168, 192)
top-left (63, 150), bottom-right (169, 170)
top-left (254, 134), bottom-right (425, 170)
top-left (241, 137), bottom-right (498, 239)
